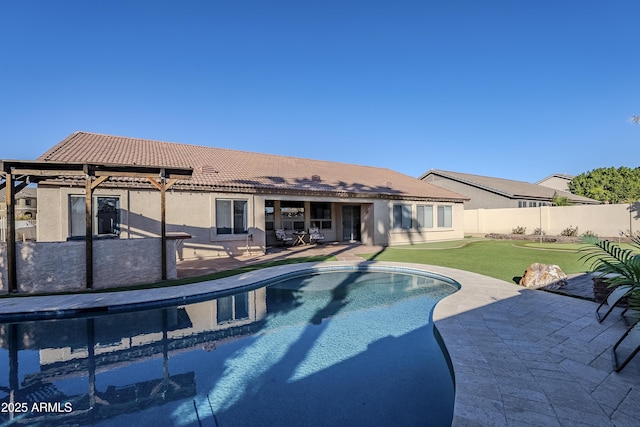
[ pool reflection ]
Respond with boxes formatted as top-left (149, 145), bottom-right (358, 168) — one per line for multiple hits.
top-left (0, 271), bottom-right (456, 426)
top-left (0, 288), bottom-right (267, 426)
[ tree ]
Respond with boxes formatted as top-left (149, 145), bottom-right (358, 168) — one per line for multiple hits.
top-left (568, 167), bottom-right (640, 204)
top-left (551, 192), bottom-right (573, 206)
top-left (632, 115), bottom-right (640, 125)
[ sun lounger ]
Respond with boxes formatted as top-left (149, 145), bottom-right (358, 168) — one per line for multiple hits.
top-left (596, 285), bottom-right (633, 323)
top-left (612, 320), bottom-right (640, 372)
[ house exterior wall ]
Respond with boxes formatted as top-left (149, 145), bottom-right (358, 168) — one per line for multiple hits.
top-left (537, 176), bottom-right (571, 192)
top-left (465, 203), bottom-right (639, 237)
top-left (387, 200), bottom-right (464, 245)
top-left (37, 184), bottom-right (465, 258)
top-left (37, 186), bottom-right (264, 259)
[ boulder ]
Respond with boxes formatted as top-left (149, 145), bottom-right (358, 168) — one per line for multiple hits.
top-left (519, 263), bottom-right (568, 290)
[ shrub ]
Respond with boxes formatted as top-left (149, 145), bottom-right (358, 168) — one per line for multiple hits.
top-left (531, 228), bottom-right (544, 236)
top-left (561, 225), bottom-right (579, 237)
top-left (581, 230), bottom-right (598, 238)
top-left (512, 226), bottom-right (526, 235)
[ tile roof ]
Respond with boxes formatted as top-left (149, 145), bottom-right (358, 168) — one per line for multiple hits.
top-left (420, 169), bottom-right (600, 204)
top-left (38, 132), bottom-right (467, 201)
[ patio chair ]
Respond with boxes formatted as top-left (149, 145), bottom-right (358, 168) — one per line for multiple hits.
top-left (275, 229), bottom-right (293, 247)
top-left (308, 227), bottom-right (325, 244)
top-left (596, 284), bottom-right (633, 323)
top-left (612, 320), bottom-right (640, 372)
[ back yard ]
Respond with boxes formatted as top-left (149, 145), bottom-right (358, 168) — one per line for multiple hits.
top-left (361, 238), bottom-right (592, 283)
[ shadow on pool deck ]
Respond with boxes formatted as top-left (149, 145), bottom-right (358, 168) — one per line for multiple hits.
top-left (177, 242), bottom-right (386, 277)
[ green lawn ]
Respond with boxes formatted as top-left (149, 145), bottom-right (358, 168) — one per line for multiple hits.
top-left (360, 239), bottom-right (589, 283)
top-left (5, 239), bottom-right (623, 297)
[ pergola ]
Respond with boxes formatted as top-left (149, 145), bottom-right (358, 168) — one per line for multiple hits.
top-left (1, 160), bottom-right (193, 292)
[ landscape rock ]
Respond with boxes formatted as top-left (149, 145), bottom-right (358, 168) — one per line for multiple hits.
top-left (519, 263), bottom-right (568, 290)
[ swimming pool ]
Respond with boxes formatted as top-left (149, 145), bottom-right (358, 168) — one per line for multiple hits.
top-left (0, 266), bottom-right (458, 426)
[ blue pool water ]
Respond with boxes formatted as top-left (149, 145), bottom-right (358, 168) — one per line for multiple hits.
top-left (0, 268), bottom-right (458, 426)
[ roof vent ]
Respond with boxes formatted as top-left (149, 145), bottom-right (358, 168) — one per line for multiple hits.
top-left (385, 181), bottom-right (393, 188)
top-left (311, 175), bottom-right (321, 182)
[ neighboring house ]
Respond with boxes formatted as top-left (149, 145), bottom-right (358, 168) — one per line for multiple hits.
top-left (536, 173), bottom-right (574, 192)
top-left (1, 187), bottom-right (37, 241)
top-left (0, 187), bottom-right (37, 220)
top-left (35, 132), bottom-right (468, 258)
top-left (419, 169), bottom-right (599, 210)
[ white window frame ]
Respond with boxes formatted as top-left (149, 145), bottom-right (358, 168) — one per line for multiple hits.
top-left (215, 198), bottom-right (248, 235)
top-left (437, 205), bottom-right (452, 228)
top-left (393, 204), bottom-right (412, 229)
top-left (416, 204), bottom-right (434, 228)
top-left (310, 202), bottom-right (332, 229)
top-left (69, 195), bottom-right (121, 237)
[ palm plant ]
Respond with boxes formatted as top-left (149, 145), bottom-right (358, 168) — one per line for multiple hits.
top-left (580, 235), bottom-right (640, 312)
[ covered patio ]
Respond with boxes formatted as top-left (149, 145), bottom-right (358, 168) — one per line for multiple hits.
top-left (177, 242), bottom-right (385, 278)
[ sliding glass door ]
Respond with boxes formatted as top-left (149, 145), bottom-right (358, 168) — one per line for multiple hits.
top-left (342, 205), bottom-right (361, 242)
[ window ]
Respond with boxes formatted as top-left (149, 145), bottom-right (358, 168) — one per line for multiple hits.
top-left (69, 195), bottom-right (85, 237)
top-left (216, 199), bottom-right (248, 234)
top-left (265, 200), bottom-right (275, 231)
top-left (393, 205), bottom-right (412, 229)
top-left (69, 195), bottom-right (120, 237)
top-left (529, 201), bottom-right (537, 208)
top-left (97, 197), bottom-right (120, 235)
top-left (217, 292), bottom-right (249, 323)
top-left (437, 205), bottom-right (452, 228)
top-left (518, 201), bottom-right (526, 208)
top-left (24, 199), bottom-right (31, 206)
top-left (310, 202), bottom-right (332, 229)
top-left (416, 204), bottom-right (433, 228)
top-left (281, 201), bottom-right (304, 231)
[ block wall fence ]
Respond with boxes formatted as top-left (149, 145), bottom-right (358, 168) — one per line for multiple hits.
top-left (464, 203), bottom-right (639, 238)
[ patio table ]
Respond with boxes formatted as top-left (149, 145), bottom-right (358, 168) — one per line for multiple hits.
top-left (293, 231), bottom-right (307, 246)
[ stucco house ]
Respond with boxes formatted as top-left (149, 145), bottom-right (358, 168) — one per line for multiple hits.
top-left (419, 169), bottom-right (599, 210)
top-left (1, 187), bottom-right (37, 242)
top-left (0, 187), bottom-right (37, 220)
top-left (536, 173), bottom-right (574, 192)
top-left (35, 132), bottom-right (468, 259)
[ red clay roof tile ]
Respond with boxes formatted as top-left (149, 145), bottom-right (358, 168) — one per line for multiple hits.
top-left (39, 132), bottom-right (467, 201)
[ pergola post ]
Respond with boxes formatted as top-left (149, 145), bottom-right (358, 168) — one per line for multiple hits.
top-left (149, 171), bottom-right (178, 281)
top-left (6, 173), bottom-right (17, 293)
top-left (160, 170), bottom-right (167, 280)
top-left (85, 167), bottom-right (94, 289)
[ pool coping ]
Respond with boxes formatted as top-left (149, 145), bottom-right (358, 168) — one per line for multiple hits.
top-left (0, 260), bottom-right (638, 425)
top-left (0, 261), bottom-right (458, 321)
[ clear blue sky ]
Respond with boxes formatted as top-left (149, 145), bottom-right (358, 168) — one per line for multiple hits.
top-left (1, 1), bottom-right (638, 183)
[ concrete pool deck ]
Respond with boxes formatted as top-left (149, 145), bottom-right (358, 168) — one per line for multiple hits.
top-left (0, 245), bottom-right (638, 426)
